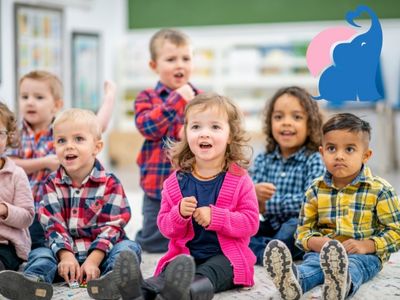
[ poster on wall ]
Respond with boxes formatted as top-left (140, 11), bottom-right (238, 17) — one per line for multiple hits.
top-left (14, 4), bottom-right (63, 95)
top-left (71, 32), bottom-right (101, 112)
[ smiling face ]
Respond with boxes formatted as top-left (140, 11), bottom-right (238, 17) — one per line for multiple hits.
top-left (186, 105), bottom-right (230, 169)
top-left (319, 129), bottom-right (372, 188)
top-left (54, 120), bottom-right (103, 186)
top-left (150, 41), bottom-right (193, 90)
top-left (271, 94), bottom-right (308, 158)
top-left (19, 78), bottom-right (63, 132)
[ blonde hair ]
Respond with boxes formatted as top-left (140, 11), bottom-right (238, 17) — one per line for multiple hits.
top-left (0, 102), bottom-right (18, 148)
top-left (149, 28), bottom-right (191, 61)
top-left (53, 108), bottom-right (101, 140)
top-left (168, 93), bottom-right (251, 172)
top-left (19, 70), bottom-right (63, 101)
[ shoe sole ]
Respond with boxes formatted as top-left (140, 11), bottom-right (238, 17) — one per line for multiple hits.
top-left (263, 240), bottom-right (302, 300)
top-left (158, 255), bottom-right (195, 300)
top-left (87, 271), bottom-right (119, 300)
top-left (320, 240), bottom-right (349, 300)
top-left (113, 251), bottom-right (144, 300)
top-left (0, 271), bottom-right (53, 300)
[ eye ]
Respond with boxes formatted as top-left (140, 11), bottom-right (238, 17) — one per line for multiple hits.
top-left (327, 145), bottom-right (335, 153)
top-left (75, 136), bottom-right (85, 142)
top-left (190, 124), bottom-right (199, 130)
top-left (166, 57), bottom-right (175, 62)
top-left (346, 147), bottom-right (355, 153)
top-left (21, 95), bottom-right (28, 100)
top-left (212, 124), bottom-right (221, 130)
top-left (272, 114), bottom-right (282, 121)
top-left (36, 96), bottom-right (44, 100)
top-left (56, 138), bottom-right (66, 144)
top-left (294, 114), bottom-right (303, 120)
top-left (183, 56), bottom-right (191, 62)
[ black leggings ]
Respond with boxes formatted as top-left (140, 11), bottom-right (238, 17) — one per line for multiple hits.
top-left (0, 244), bottom-right (23, 271)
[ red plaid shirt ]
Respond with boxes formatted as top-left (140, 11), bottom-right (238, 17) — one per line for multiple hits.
top-left (38, 160), bottom-right (131, 262)
top-left (135, 81), bottom-right (199, 200)
top-left (8, 120), bottom-right (54, 209)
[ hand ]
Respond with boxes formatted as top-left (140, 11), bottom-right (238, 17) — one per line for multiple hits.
top-left (45, 155), bottom-right (60, 171)
top-left (255, 183), bottom-right (276, 214)
top-left (179, 196), bottom-right (197, 218)
top-left (307, 236), bottom-right (332, 252)
top-left (175, 84), bottom-right (195, 102)
top-left (0, 203), bottom-right (8, 218)
top-left (58, 250), bottom-right (81, 283)
top-left (103, 80), bottom-right (116, 101)
top-left (79, 260), bottom-right (101, 283)
top-left (342, 239), bottom-right (376, 254)
top-left (193, 207), bottom-right (211, 228)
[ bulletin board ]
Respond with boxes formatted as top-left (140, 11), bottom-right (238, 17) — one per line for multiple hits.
top-left (14, 4), bottom-right (63, 89)
top-left (128, 0), bottom-right (400, 29)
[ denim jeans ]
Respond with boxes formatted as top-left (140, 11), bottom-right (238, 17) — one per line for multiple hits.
top-left (24, 239), bottom-right (141, 283)
top-left (250, 217), bottom-right (303, 265)
top-left (297, 251), bottom-right (381, 297)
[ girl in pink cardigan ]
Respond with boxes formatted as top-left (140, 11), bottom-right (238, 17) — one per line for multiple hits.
top-left (91, 93), bottom-right (259, 300)
top-left (0, 103), bottom-right (34, 271)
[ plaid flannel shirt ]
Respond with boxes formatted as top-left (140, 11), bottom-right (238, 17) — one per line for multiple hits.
top-left (7, 120), bottom-right (54, 209)
top-left (135, 81), bottom-right (199, 200)
top-left (296, 165), bottom-right (400, 263)
top-left (38, 159), bottom-right (131, 262)
top-left (250, 146), bottom-right (325, 229)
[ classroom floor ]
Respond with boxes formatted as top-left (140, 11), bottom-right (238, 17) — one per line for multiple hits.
top-left (1, 168), bottom-right (400, 300)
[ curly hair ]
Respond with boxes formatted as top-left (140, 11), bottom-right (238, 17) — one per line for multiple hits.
top-left (263, 86), bottom-right (323, 153)
top-left (168, 93), bottom-right (252, 172)
top-left (0, 102), bottom-right (19, 148)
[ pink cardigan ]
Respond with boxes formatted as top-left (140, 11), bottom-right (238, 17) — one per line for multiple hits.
top-left (155, 163), bottom-right (259, 286)
top-left (0, 157), bottom-right (34, 260)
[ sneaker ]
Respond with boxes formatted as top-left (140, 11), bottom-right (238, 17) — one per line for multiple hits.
top-left (87, 250), bottom-right (143, 300)
top-left (263, 240), bottom-right (302, 300)
top-left (156, 254), bottom-right (195, 300)
top-left (320, 240), bottom-right (349, 300)
top-left (0, 270), bottom-right (53, 300)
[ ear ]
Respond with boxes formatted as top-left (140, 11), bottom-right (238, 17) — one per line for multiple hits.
top-left (54, 99), bottom-right (64, 112)
top-left (149, 60), bottom-right (157, 72)
top-left (93, 139), bottom-right (104, 156)
top-left (318, 145), bottom-right (324, 157)
top-left (362, 148), bottom-right (372, 164)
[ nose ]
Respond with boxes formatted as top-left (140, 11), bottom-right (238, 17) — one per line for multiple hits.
top-left (200, 129), bottom-right (210, 138)
top-left (335, 150), bottom-right (344, 160)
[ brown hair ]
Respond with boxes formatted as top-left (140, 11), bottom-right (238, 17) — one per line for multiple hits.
top-left (19, 70), bottom-right (63, 100)
top-left (323, 113), bottom-right (371, 141)
top-left (168, 93), bottom-right (252, 171)
top-left (149, 28), bottom-right (191, 61)
top-left (0, 102), bottom-right (19, 148)
top-left (263, 86), bottom-right (323, 153)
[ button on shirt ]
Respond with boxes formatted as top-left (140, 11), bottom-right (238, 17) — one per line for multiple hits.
top-left (250, 146), bottom-right (325, 230)
top-left (38, 159), bottom-right (131, 262)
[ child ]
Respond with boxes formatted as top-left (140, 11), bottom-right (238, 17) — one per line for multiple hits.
top-left (134, 28), bottom-right (200, 253)
top-left (263, 113), bottom-right (400, 300)
top-left (88, 93), bottom-right (259, 300)
top-left (0, 108), bottom-right (140, 300)
top-left (0, 102), bottom-right (34, 272)
top-left (8, 70), bottom-right (115, 249)
top-left (249, 86), bottom-right (325, 264)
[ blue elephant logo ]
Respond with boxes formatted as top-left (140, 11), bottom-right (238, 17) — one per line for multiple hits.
top-left (312, 5), bottom-right (383, 104)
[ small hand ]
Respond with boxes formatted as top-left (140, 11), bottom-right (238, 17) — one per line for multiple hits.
top-left (45, 155), bottom-right (60, 171)
top-left (175, 84), bottom-right (195, 102)
top-left (255, 182), bottom-right (276, 214)
top-left (58, 251), bottom-right (80, 283)
top-left (180, 196), bottom-right (197, 218)
top-left (342, 239), bottom-right (376, 254)
top-left (79, 260), bottom-right (101, 283)
top-left (193, 206), bottom-right (211, 228)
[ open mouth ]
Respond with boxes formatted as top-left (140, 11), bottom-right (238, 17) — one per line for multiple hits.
top-left (65, 154), bottom-right (78, 161)
top-left (199, 142), bottom-right (212, 149)
top-left (280, 130), bottom-right (295, 136)
top-left (174, 72), bottom-right (184, 78)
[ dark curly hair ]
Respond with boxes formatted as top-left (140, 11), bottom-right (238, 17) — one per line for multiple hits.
top-left (0, 102), bottom-right (19, 148)
top-left (168, 92), bottom-right (252, 171)
top-left (263, 86), bottom-right (323, 153)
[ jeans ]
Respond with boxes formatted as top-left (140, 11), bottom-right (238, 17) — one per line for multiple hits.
top-left (297, 252), bottom-right (381, 297)
top-left (24, 239), bottom-right (141, 283)
top-left (135, 194), bottom-right (169, 253)
top-left (250, 217), bottom-right (303, 265)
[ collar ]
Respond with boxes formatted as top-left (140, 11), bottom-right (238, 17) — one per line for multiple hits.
top-left (322, 164), bottom-right (374, 188)
top-left (21, 118), bottom-right (54, 136)
top-left (54, 159), bottom-right (107, 186)
top-left (0, 157), bottom-right (15, 174)
top-left (154, 81), bottom-right (198, 96)
top-left (271, 146), bottom-right (308, 162)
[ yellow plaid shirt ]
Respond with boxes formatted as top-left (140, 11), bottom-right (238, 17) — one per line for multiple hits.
top-left (296, 165), bottom-right (400, 263)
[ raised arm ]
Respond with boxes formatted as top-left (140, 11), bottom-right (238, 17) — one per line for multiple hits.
top-left (96, 80), bottom-right (116, 133)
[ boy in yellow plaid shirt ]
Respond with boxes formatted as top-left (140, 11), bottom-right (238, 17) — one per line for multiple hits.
top-left (263, 113), bottom-right (400, 300)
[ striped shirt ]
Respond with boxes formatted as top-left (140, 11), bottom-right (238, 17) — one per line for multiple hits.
top-left (38, 160), bottom-right (131, 262)
top-left (135, 81), bottom-right (199, 200)
top-left (296, 165), bottom-right (400, 263)
top-left (250, 146), bottom-right (325, 229)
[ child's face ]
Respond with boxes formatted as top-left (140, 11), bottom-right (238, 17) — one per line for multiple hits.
top-left (19, 78), bottom-right (63, 131)
top-left (271, 94), bottom-right (308, 158)
top-left (54, 120), bottom-right (103, 185)
top-left (186, 105), bottom-right (230, 168)
top-left (0, 120), bottom-right (7, 156)
top-left (319, 129), bottom-right (372, 188)
top-left (150, 41), bottom-right (193, 90)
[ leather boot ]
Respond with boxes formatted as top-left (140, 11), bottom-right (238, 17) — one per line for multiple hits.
top-left (190, 275), bottom-right (214, 300)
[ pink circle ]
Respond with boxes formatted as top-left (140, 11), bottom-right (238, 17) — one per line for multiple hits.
top-left (307, 26), bottom-right (357, 77)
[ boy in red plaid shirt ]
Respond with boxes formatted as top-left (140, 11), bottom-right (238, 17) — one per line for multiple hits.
top-left (134, 29), bottom-right (200, 252)
top-left (0, 108), bottom-right (140, 300)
